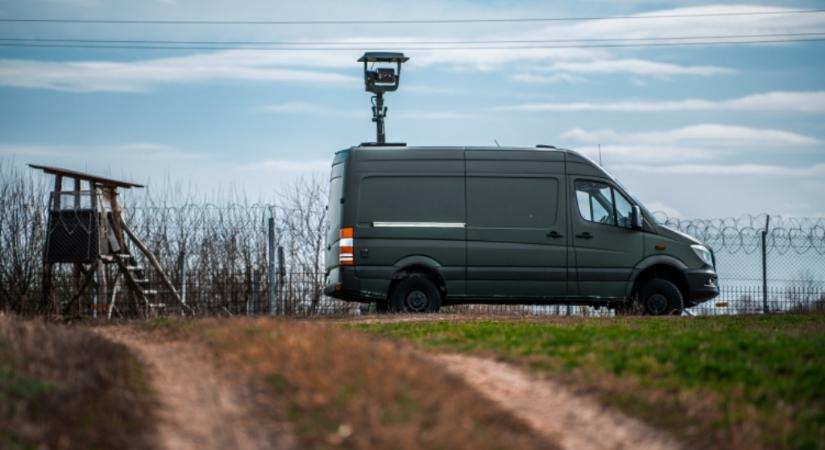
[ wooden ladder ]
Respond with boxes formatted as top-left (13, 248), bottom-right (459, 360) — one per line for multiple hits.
top-left (111, 252), bottom-right (165, 312)
top-left (113, 223), bottom-right (191, 316)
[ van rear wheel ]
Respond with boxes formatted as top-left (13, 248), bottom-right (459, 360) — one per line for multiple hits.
top-left (639, 279), bottom-right (684, 315)
top-left (390, 274), bottom-right (442, 313)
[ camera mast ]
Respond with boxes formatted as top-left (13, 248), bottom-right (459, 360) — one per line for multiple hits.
top-left (358, 52), bottom-right (409, 144)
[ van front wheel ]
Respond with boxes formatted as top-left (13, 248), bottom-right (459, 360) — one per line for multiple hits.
top-left (390, 274), bottom-right (442, 313)
top-left (639, 279), bottom-right (684, 315)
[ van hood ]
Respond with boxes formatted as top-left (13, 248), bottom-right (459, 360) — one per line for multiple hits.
top-left (657, 224), bottom-right (704, 246)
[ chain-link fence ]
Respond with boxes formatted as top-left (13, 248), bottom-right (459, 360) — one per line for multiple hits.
top-left (657, 214), bottom-right (825, 315)
top-left (2, 162), bottom-right (823, 318)
top-left (15, 208), bottom-right (825, 318)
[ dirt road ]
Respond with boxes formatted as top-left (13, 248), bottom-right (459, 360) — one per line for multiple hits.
top-left (96, 327), bottom-right (294, 450)
top-left (431, 353), bottom-right (681, 450)
top-left (95, 322), bottom-right (678, 450)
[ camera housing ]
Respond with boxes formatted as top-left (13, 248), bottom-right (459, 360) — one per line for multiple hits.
top-left (359, 52), bottom-right (408, 94)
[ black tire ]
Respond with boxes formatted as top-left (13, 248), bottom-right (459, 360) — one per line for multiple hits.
top-left (638, 279), bottom-right (684, 315)
top-left (389, 274), bottom-right (442, 313)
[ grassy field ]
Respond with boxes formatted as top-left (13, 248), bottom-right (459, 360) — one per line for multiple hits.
top-left (356, 314), bottom-right (825, 450)
top-left (0, 317), bottom-right (157, 450)
top-left (3, 313), bottom-right (821, 450)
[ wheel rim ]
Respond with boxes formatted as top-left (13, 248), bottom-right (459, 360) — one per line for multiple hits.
top-left (405, 290), bottom-right (429, 312)
top-left (647, 293), bottom-right (669, 315)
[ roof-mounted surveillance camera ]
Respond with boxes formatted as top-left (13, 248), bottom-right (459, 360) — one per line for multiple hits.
top-left (359, 52), bottom-right (408, 94)
top-left (358, 52), bottom-right (409, 144)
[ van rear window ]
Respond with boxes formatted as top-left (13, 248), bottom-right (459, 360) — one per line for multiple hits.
top-left (468, 177), bottom-right (559, 228)
top-left (357, 176), bottom-right (464, 224)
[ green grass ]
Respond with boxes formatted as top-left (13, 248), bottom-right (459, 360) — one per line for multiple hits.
top-left (356, 314), bottom-right (825, 450)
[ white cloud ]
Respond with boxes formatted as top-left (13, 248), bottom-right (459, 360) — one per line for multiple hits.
top-left (616, 163), bottom-right (825, 177)
top-left (0, 52), bottom-right (359, 92)
top-left (403, 85), bottom-right (469, 95)
top-left (1, 46), bottom-right (720, 92)
top-left (498, 91), bottom-right (825, 113)
top-left (408, 47), bottom-right (605, 71)
top-left (1, 143), bottom-right (332, 196)
top-left (563, 124), bottom-right (821, 147)
top-left (256, 101), bottom-right (362, 118)
top-left (510, 58), bottom-right (733, 84)
top-left (10, 4), bottom-right (791, 92)
top-left (236, 159), bottom-right (330, 173)
top-left (549, 4), bottom-right (825, 41)
top-left (394, 111), bottom-right (484, 120)
top-left (257, 101), bottom-right (481, 120)
top-left (563, 124), bottom-right (822, 162)
top-left (0, 142), bottom-right (205, 160)
top-left (510, 73), bottom-right (586, 84)
top-left (544, 59), bottom-right (734, 77)
top-left (573, 145), bottom-right (716, 162)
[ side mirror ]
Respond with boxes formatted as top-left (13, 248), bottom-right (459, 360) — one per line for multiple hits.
top-left (631, 205), bottom-right (643, 230)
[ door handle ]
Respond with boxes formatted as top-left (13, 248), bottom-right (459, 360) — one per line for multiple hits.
top-left (546, 230), bottom-right (563, 239)
top-left (576, 232), bottom-right (593, 240)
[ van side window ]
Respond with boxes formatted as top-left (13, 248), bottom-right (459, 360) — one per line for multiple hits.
top-left (575, 181), bottom-right (615, 225)
top-left (575, 180), bottom-right (634, 228)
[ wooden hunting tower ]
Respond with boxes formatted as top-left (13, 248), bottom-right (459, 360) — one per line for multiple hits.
top-left (30, 164), bottom-right (185, 317)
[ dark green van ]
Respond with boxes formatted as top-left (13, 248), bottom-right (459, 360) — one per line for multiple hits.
top-left (323, 145), bottom-right (719, 314)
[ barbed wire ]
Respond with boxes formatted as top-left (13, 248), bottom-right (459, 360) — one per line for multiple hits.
top-left (655, 212), bottom-right (825, 255)
top-left (13, 196), bottom-right (825, 256)
top-left (124, 206), bottom-right (825, 256)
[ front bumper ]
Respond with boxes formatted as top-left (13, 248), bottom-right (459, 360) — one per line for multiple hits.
top-left (685, 267), bottom-right (719, 304)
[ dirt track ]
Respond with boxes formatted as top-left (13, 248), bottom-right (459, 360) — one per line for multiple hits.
top-left (96, 327), bottom-right (294, 450)
top-left (96, 322), bottom-right (679, 450)
top-left (432, 353), bottom-right (681, 450)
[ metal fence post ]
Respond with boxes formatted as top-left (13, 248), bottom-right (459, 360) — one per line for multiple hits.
top-left (762, 215), bottom-right (770, 314)
top-left (252, 269), bottom-right (260, 315)
top-left (277, 245), bottom-right (285, 314)
top-left (268, 216), bottom-right (276, 315)
top-left (179, 249), bottom-right (187, 315)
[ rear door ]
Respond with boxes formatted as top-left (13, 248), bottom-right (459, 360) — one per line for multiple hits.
top-left (324, 157), bottom-right (346, 274)
top-left (569, 178), bottom-right (643, 298)
top-left (465, 150), bottom-right (568, 300)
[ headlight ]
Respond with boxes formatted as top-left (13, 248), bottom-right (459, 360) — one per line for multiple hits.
top-left (691, 244), bottom-right (714, 267)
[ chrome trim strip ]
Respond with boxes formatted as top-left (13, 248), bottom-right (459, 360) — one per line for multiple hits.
top-left (372, 221), bottom-right (466, 228)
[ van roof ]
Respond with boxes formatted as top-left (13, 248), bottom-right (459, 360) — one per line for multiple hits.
top-left (332, 144), bottom-right (611, 185)
top-left (336, 145), bottom-right (581, 156)
top-left (332, 144), bottom-right (599, 171)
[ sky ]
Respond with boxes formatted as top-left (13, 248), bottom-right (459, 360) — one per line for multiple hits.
top-left (1, 0), bottom-right (824, 219)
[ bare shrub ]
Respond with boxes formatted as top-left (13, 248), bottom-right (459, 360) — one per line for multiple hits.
top-left (0, 160), bottom-right (47, 314)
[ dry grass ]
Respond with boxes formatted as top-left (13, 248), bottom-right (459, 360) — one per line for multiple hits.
top-left (145, 317), bottom-right (554, 450)
top-left (0, 315), bottom-right (157, 450)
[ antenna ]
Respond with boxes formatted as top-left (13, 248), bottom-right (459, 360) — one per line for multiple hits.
top-left (494, 139), bottom-right (501, 147)
top-left (358, 52), bottom-right (409, 144)
top-left (598, 144), bottom-right (603, 166)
